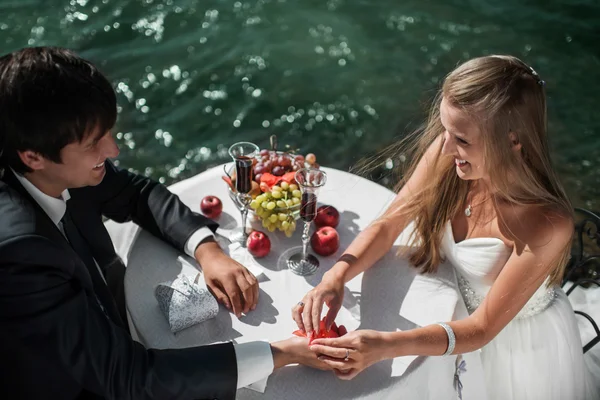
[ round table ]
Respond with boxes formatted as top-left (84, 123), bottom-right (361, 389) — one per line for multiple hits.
top-left (105, 165), bottom-right (486, 400)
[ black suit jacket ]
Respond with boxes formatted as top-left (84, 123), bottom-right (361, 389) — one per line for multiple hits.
top-left (0, 161), bottom-right (238, 400)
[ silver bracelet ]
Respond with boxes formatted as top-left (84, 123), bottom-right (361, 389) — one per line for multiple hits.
top-left (437, 322), bottom-right (456, 356)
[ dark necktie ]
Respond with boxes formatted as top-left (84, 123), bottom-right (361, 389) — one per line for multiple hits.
top-left (61, 208), bottom-right (123, 325)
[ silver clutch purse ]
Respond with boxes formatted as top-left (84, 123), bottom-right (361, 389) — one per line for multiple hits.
top-left (154, 274), bottom-right (219, 333)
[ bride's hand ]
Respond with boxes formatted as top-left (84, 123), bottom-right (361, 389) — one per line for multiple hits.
top-left (309, 330), bottom-right (391, 380)
top-left (291, 275), bottom-right (345, 336)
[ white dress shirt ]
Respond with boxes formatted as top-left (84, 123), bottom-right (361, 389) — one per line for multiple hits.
top-left (13, 171), bottom-right (274, 389)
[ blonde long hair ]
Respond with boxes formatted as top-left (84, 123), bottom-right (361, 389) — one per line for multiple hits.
top-left (374, 55), bottom-right (572, 286)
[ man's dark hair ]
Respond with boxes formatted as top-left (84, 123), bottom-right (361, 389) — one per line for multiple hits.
top-left (0, 46), bottom-right (117, 174)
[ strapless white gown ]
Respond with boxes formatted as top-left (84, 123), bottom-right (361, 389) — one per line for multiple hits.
top-left (437, 221), bottom-right (599, 399)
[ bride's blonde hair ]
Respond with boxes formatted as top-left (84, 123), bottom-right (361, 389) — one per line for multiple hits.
top-left (377, 55), bottom-right (572, 286)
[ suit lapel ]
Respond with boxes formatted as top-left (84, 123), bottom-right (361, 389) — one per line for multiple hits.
top-left (0, 170), bottom-right (126, 327)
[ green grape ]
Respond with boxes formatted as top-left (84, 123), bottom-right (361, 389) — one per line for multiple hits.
top-left (290, 221), bottom-right (297, 231)
top-left (292, 189), bottom-right (302, 198)
top-left (250, 200), bottom-right (260, 209)
top-left (256, 194), bottom-right (266, 203)
top-left (285, 199), bottom-right (294, 207)
top-left (269, 214), bottom-right (278, 223)
top-left (285, 230), bottom-right (294, 238)
top-left (278, 213), bottom-right (287, 221)
top-left (289, 184), bottom-right (298, 191)
top-left (275, 200), bottom-right (286, 208)
top-left (266, 201), bottom-right (276, 210)
top-left (261, 201), bottom-right (269, 209)
top-left (267, 224), bottom-right (276, 232)
top-left (271, 185), bottom-right (281, 192)
top-left (262, 219), bottom-right (269, 228)
top-left (280, 182), bottom-right (289, 190)
top-left (281, 220), bottom-right (290, 230)
top-left (292, 197), bottom-right (301, 205)
top-left (271, 191), bottom-right (283, 199)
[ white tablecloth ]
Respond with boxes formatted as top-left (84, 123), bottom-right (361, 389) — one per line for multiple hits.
top-left (106, 165), bottom-right (487, 399)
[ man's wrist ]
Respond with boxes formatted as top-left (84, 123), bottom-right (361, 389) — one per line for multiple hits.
top-left (185, 228), bottom-right (216, 258)
top-left (193, 238), bottom-right (223, 266)
top-left (270, 341), bottom-right (294, 370)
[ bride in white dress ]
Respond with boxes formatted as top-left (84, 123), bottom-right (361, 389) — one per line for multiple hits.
top-left (292, 55), bottom-right (599, 399)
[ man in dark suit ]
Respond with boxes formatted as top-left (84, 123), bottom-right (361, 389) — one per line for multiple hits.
top-left (0, 47), bottom-right (327, 399)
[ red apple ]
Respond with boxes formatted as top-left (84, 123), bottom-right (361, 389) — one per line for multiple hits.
top-left (247, 230), bottom-right (271, 258)
top-left (200, 195), bottom-right (223, 219)
top-left (314, 205), bottom-right (340, 228)
top-left (310, 226), bottom-right (340, 257)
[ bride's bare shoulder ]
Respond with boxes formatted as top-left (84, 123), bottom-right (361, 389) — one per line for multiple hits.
top-left (502, 205), bottom-right (573, 251)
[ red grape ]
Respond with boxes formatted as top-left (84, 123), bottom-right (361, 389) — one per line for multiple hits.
top-left (278, 156), bottom-right (292, 168)
top-left (294, 155), bottom-right (305, 163)
top-left (254, 164), bottom-right (266, 175)
top-left (272, 166), bottom-right (285, 176)
top-left (254, 173), bottom-right (263, 183)
top-left (260, 149), bottom-right (270, 157)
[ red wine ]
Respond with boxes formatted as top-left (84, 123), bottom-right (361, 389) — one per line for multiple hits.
top-left (235, 155), bottom-right (254, 193)
top-left (300, 192), bottom-right (317, 222)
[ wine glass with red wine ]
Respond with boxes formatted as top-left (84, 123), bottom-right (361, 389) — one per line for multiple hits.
top-left (287, 168), bottom-right (327, 275)
top-left (228, 142), bottom-right (259, 245)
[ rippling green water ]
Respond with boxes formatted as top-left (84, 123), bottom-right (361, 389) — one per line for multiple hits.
top-left (1, 0), bottom-right (599, 208)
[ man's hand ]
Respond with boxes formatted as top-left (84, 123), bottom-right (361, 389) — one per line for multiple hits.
top-left (194, 239), bottom-right (259, 317)
top-left (271, 336), bottom-right (332, 371)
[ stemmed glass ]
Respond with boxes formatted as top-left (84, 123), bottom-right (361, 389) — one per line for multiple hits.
top-left (228, 142), bottom-right (259, 246)
top-left (287, 168), bottom-right (327, 275)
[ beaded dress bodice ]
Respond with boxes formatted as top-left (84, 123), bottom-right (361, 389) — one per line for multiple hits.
top-left (441, 221), bottom-right (556, 319)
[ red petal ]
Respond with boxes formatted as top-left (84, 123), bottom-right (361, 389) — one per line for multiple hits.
top-left (319, 319), bottom-right (327, 333)
top-left (281, 172), bottom-right (297, 184)
top-left (260, 173), bottom-right (278, 185)
top-left (330, 322), bottom-right (339, 334)
top-left (326, 329), bottom-right (339, 338)
top-left (292, 330), bottom-right (306, 338)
